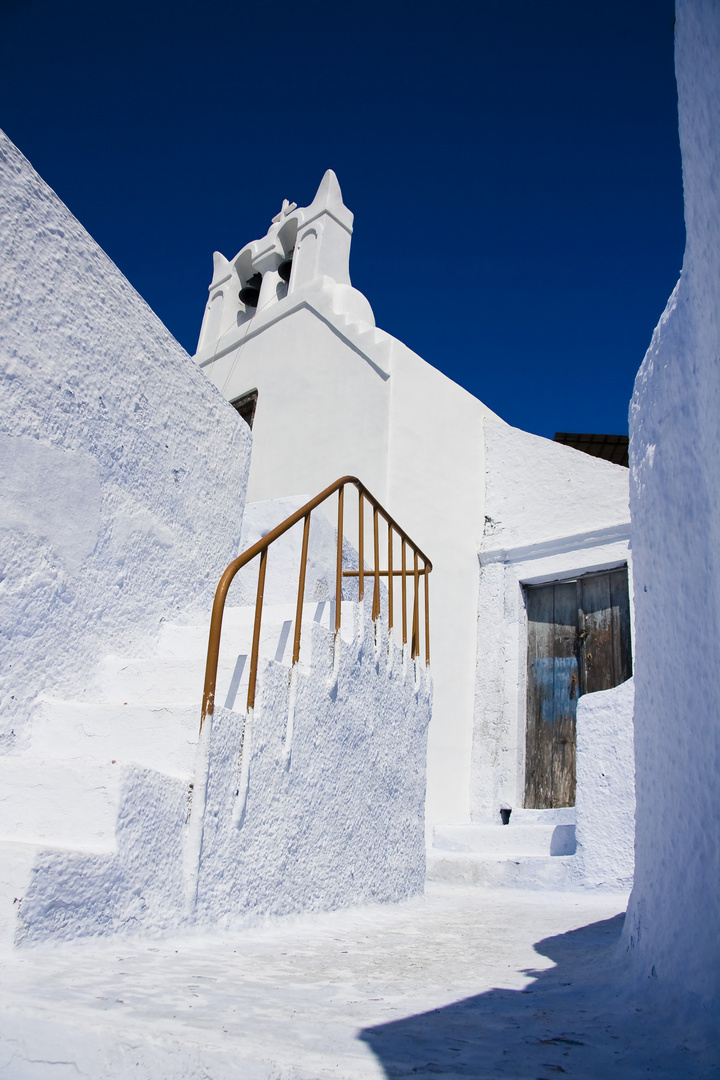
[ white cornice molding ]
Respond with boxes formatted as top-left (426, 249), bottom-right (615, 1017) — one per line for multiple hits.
top-left (480, 522), bottom-right (631, 565)
top-left (193, 283), bottom-right (392, 380)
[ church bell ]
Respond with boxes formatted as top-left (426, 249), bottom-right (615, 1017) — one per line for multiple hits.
top-left (239, 272), bottom-right (262, 307)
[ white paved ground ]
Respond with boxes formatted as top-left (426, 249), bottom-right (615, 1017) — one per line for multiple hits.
top-left (0, 885), bottom-right (716, 1079)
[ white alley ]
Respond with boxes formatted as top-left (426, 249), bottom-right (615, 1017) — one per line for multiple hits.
top-left (0, 0), bottom-right (718, 1074)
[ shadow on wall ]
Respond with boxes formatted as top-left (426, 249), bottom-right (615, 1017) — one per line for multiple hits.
top-left (358, 916), bottom-right (713, 1079)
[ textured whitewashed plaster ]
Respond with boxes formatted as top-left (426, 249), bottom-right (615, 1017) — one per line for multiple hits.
top-left (481, 420), bottom-right (630, 554)
top-left (622, 0), bottom-right (720, 1018)
top-left (15, 603), bottom-right (431, 943)
top-left (0, 130), bottom-right (251, 743)
top-left (574, 677), bottom-right (635, 891)
top-left (8, 890), bottom-right (705, 1080)
top-left (194, 608), bottom-right (431, 924)
top-left (196, 173), bottom-right (497, 827)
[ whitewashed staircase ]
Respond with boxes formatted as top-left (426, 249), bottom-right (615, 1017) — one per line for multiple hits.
top-left (0, 499), bottom-right (361, 946)
top-left (427, 808), bottom-right (577, 889)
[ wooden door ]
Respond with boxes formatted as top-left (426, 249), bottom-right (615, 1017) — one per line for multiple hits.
top-left (524, 567), bottom-right (632, 809)
top-left (578, 568), bottom-right (632, 694)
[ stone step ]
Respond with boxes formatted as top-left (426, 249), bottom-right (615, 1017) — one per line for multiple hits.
top-left (0, 759), bottom-right (126, 852)
top-left (0, 842), bottom-right (42, 947)
top-left (93, 600), bottom-right (356, 706)
top-left (156, 599), bottom-right (355, 661)
top-left (28, 700), bottom-right (198, 777)
top-left (432, 819), bottom-right (576, 858)
top-left (426, 851), bottom-right (577, 890)
top-left (0, 762), bottom-right (189, 947)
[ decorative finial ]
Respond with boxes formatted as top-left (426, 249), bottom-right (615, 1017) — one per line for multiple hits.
top-left (271, 198), bottom-right (298, 224)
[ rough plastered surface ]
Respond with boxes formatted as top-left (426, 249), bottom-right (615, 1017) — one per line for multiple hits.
top-left (622, 0), bottom-right (720, 1022)
top-left (15, 766), bottom-right (188, 943)
top-left (574, 678), bottom-right (635, 891)
top-left (194, 604), bottom-right (431, 922)
top-left (0, 130), bottom-right (251, 741)
top-left (1, 887), bottom-right (716, 1080)
top-left (481, 419), bottom-right (630, 554)
top-left (16, 604), bottom-right (431, 943)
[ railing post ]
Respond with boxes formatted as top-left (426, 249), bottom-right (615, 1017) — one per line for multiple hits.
top-left (424, 562), bottom-right (430, 666)
top-left (387, 524), bottom-right (394, 633)
top-left (358, 491), bottom-right (364, 601)
top-left (200, 586), bottom-right (226, 729)
top-left (292, 513), bottom-right (312, 666)
top-left (411, 550), bottom-right (420, 659)
top-left (247, 546), bottom-right (268, 711)
top-left (401, 538), bottom-right (407, 646)
top-left (335, 484), bottom-right (344, 634)
top-left (372, 506), bottom-right (380, 621)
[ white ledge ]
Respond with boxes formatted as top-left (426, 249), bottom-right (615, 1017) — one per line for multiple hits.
top-left (480, 521), bottom-right (631, 564)
top-left (193, 282), bottom-right (392, 380)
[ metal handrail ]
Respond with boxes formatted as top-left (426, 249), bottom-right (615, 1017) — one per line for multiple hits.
top-left (200, 476), bottom-right (432, 729)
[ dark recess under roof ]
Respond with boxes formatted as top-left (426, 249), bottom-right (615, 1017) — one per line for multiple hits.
top-left (554, 432), bottom-right (629, 468)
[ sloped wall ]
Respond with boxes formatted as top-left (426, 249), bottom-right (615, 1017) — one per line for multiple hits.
top-left (0, 131), bottom-right (251, 740)
top-left (482, 420), bottom-right (630, 552)
top-left (17, 608), bottom-right (431, 942)
top-left (195, 611), bottom-right (432, 923)
top-left (622, 0), bottom-right (720, 1016)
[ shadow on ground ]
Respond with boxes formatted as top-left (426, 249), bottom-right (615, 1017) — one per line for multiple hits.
top-left (359, 914), bottom-right (716, 1079)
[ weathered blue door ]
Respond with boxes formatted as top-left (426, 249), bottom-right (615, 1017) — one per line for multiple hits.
top-left (524, 568), bottom-right (632, 808)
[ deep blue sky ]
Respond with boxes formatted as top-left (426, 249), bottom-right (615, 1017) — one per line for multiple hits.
top-left (0, 0), bottom-right (684, 438)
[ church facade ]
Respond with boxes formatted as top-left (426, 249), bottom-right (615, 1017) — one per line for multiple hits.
top-left (194, 172), bottom-right (634, 883)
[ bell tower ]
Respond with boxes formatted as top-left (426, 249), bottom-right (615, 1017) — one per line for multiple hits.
top-left (196, 171), bottom-right (355, 355)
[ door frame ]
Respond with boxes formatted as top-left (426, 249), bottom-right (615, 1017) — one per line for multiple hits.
top-left (471, 524), bottom-right (634, 822)
top-left (523, 566), bottom-right (633, 809)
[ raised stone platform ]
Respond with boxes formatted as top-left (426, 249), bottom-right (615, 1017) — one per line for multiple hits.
top-left (428, 808), bottom-right (577, 889)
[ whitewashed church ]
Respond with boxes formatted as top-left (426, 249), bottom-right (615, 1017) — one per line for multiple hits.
top-left (0, 135), bottom-right (633, 948)
top-left (194, 169), bottom-right (635, 889)
top-left (2, 0), bottom-right (719, 1042)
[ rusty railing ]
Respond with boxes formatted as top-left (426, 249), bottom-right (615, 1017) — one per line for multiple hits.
top-left (200, 476), bottom-right (432, 729)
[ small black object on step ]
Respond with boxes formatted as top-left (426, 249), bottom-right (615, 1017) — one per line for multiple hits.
top-left (500, 807), bottom-right (512, 825)
top-left (239, 272), bottom-right (263, 307)
top-left (278, 258), bottom-right (293, 283)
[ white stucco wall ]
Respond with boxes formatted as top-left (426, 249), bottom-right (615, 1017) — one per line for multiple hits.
top-left (473, 419), bottom-right (632, 821)
top-left (17, 607), bottom-right (431, 942)
top-left (574, 677), bottom-right (635, 890)
top-left (622, 0), bottom-right (720, 1017)
top-left (387, 345), bottom-right (490, 825)
top-left (195, 613), bottom-right (431, 922)
top-left (199, 300), bottom-right (392, 504)
top-left (0, 131), bottom-right (251, 744)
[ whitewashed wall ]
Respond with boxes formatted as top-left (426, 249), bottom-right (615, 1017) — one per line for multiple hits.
top-left (195, 611), bottom-right (431, 923)
top-left (622, 0), bottom-right (720, 1017)
top-left (18, 608), bottom-right (431, 942)
top-left (0, 131), bottom-right (251, 743)
top-left (574, 677), bottom-right (635, 890)
top-left (473, 419), bottom-right (632, 821)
